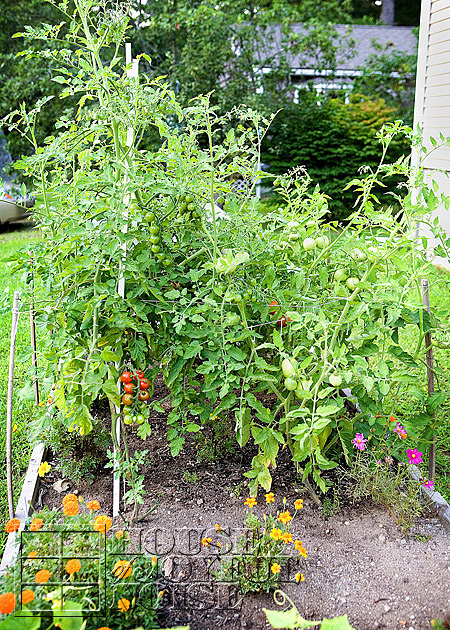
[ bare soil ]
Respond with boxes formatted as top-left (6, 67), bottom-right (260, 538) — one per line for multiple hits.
top-left (41, 375), bottom-right (450, 630)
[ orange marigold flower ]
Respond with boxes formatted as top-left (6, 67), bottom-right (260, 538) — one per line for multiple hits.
top-left (214, 524), bottom-right (222, 533)
top-left (28, 551), bottom-right (38, 559)
top-left (118, 598), bottom-right (130, 612)
top-left (294, 499), bottom-right (303, 510)
top-left (281, 532), bottom-right (293, 544)
top-left (86, 500), bottom-right (100, 511)
top-left (62, 494), bottom-right (78, 506)
top-left (112, 560), bottom-right (132, 579)
top-left (0, 593), bottom-right (16, 614)
top-left (30, 518), bottom-right (44, 531)
top-left (94, 515), bottom-right (112, 534)
top-left (96, 627), bottom-right (112, 630)
top-left (295, 572), bottom-right (305, 583)
top-left (151, 556), bottom-right (157, 567)
top-left (244, 497), bottom-right (257, 508)
top-left (277, 510), bottom-right (292, 525)
top-left (271, 563), bottom-right (281, 574)
top-left (35, 569), bottom-right (51, 583)
top-left (5, 518), bottom-right (20, 533)
top-left (389, 415), bottom-right (396, 423)
top-left (270, 528), bottom-right (283, 541)
top-left (265, 492), bottom-right (275, 503)
top-left (115, 530), bottom-right (124, 540)
top-left (294, 539), bottom-right (305, 551)
top-left (65, 559), bottom-right (81, 575)
top-left (20, 590), bottom-right (35, 605)
top-left (201, 537), bottom-right (212, 548)
top-left (63, 501), bottom-right (79, 517)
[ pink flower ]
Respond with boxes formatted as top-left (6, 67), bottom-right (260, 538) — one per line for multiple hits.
top-left (407, 448), bottom-right (423, 465)
top-left (351, 433), bottom-right (368, 451)
top-left (394, 422), bottom-right (407, 439)
top-left (421, 478), bottom-right (434, 489)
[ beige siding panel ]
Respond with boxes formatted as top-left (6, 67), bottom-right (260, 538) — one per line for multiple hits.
top-left (430, 19), bottom-right (450, 36)
top-left (427, 51), bottom-right (450, 69)
top-left (424, 83), bottom-right (450, 98)
top-left (431, 0), bottom-right (450, 15)
top-left (424, 71), bottom-right (450, 87)
top-left (423, 115), bottom-right (450, 128)
top-left (428, 29), bottom-right (450, 54)
top-left (430, 6), bottom-right (450, 24)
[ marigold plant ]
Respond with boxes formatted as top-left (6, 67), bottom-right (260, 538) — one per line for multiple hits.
top-left (20, 590), bottom-right (35, 605)
top-left (94, 516), bottom-right (112, 534)
top-left (112, 560), bottom-right (132, 579)
top-left (34, 570), bottom-right (51, 584)
top-left (30, 518), bottom-right (44, 531)
top-left (4, 519), bottom-right (20, 533)
top-left (63, 501), bottom-right (79, 517)
top-left (87, 500), bottom-right (101, 511)
top-left (0, 593), bottom-right (16, 615)
top-left (65, 559), bottom-right (81, 575)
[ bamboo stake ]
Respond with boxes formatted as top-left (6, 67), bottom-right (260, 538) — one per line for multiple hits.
top-left (6, 291), bottom-right (20, 519)
top-left (29, 261), bottom-right (40, 406)
top-left (421, 278), bottom-right (436, 481)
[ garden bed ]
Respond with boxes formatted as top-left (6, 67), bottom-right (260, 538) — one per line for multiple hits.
top-left (34, 377), bottom-right (450, 630)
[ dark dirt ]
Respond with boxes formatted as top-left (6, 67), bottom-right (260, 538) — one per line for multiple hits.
top-left (42, 374), bottom-right (450, 630)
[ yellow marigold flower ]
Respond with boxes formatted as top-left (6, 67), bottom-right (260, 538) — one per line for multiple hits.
top-left (20, 590), bottom-right (35, 605)
top-left (158, 591), bottom-right (164, 598)
top-left (63, 501), bottom-right (79, 517)
top-left (271, 563), bottom-right (281, 574)
top-left (0, 592), bottom-right (16, 615)
top-left (118, 598), bottom-right (130, 612)
top-left (5, 518), bottom-right (20, 533)
top-left (38, 462), bottom-right (51, 477)
top-left (244, 497), bottom-right (257, 508)
top-left (270, 528), bottom-right (282, 541)
top-left (214, 524), bottom-right (222, 533)
top-left (294, 539), bottom-right (304, 551)
top-left (298, 547), bottom-right (308, 558)
top-left (294, 499), bottom-right (304, 510)
top-left (94, 515), bottom-right (112, 534)
top-left (35, 569), bottom-right (51, 583)
top-left (115, 530), bottom-right (124, 540)
top-left (86, 500), bottom-right (100, 511)
top-left (28, 551), bottom-right (38, 559)
top-left (62, 494), bottom-right (78, 506)
top-left (112, 560), bottom-right (132, 579)
top-left (277, 510), bottom-right (292, 525)
top-left (65, 559), bottom-right (81, 575)
top-left (265, 492), bottom-right (275, 503)
top-left (281, 532), bottom-right (293, 544)
top-left (30, 518), bottom-right (44, 531)
top-left (12, 424), bottom-right (18, 433)
top-left (201, 537), bottom-right (212, 547)
top-left (295, 572), bottom-right (305, 583)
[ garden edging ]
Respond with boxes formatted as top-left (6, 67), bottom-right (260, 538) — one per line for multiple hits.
top-left (0, 442), bottom-right (46, 572)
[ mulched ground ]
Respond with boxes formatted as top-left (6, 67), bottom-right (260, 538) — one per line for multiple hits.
top-left (41, 374), bottom-right (450, 630)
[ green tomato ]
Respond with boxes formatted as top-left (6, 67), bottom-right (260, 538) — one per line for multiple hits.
top-left (287, 221), bottom-right (301, 229)
top-left (303, 238), bottom-right (316, 251)
top-left (151, 245), bottom-right (161, 254)
top-left (136, 414), bottom-right (146, 425)
top-left (150, 225), bottom-right (160, 235)
top-left (281, 358), bottom-right (296, 379)
top-left (288, 232), bottom-right (300, 241)
top-left (329, 374), bottom-right (342, 387)
top-left (334, 269), bottom-right (348, 282)
top-left (352, 249), bottom-right (367, 262)
top-left (145, 212), bottom-right (155, 223)
top-left (123, 407), bottom-right (131, 415)
top-left (284, 377), bottom-right (298, 391)
top-left (346, 277), bottom-right (360, 291)
top-left (123, 416), bottom-right (133, 425)
top-left (150, 235), bottom-right (160, 245)
top-left (186, 195), bottom-right (194, 204)
top-left (315, 236), bottom-right (329, 249)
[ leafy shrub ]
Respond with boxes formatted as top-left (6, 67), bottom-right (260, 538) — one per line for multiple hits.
top-left (261, 91), bottom-right (410, 221)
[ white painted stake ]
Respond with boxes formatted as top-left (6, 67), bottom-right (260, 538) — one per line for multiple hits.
top-left (6, 292), bottom-right (20, 520)
top-left (113, 43), bottom-right (139, 518)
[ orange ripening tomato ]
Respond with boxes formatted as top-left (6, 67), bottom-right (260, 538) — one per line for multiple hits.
top-left (138, 390), bottom-right (150, 402)
top-left (122, 394), bottom-right (133, 406)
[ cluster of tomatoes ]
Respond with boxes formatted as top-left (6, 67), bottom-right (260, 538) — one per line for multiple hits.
top-left (269, 300), bottom-right (292, 328)
top-left (120, 369), bottom-right (150, 426)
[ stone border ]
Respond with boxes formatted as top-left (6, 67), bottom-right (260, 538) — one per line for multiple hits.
top-left (0, 443), bottom-right (46, 573)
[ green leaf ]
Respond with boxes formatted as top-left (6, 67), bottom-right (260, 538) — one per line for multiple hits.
top-left (388, 346), bottom-right (419, 368)
top-left (320, 615), bottom-right (357, 630)
top-left (0, 609), bottom-right (41, 630)
top-left (137, 423), bottom-right (152, 440)
top-left (227, 346), bottom-right (247, 361)
top-left (102, 378), bottom-right (120, 406)
top-left (53, 601), bottom-right (84, 630)
top-left (263, 606), bottom-right (304, 629)
top-left (236, 407), bottom-right (251, 447)
top-left (257, 464), bottom-right (272, 491)
top-left (273, 329), bottom-right (284, 350)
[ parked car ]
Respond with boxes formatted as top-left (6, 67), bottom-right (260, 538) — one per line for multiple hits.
top-left (0, 192), bottom-right (34, 223)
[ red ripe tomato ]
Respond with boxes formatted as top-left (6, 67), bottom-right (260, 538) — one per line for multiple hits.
top-left (120, 371), bottom-right (133, 384)
top-left (269, 300), bottom-right (278, 314)
top-left (122, 393), bottom-right (133, 406)
top-left (139, 378), bottom-right (150, 390)
top-left (138, 390), bottom-right (150, 402)
top-left (123, 382), bottom-right (134, 393)
top-left (135, 370), bottom-right (145, 379)
top-left (277, 315), bottom-right (292, 328)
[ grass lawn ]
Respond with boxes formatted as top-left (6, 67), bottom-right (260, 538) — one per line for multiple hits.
top-left (0, 224), bottom-right (40, 549)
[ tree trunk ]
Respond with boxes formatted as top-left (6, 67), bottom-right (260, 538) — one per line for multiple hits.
top-left (381, 0), bottom-right (395, 25)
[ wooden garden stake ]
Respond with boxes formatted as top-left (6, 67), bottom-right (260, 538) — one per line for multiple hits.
top-left (421, 279), bottom-right (436, 481)
top-left (6, 291), bottom-right (20, 519)
top-left (29, 260), bottom-right (40, 406)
